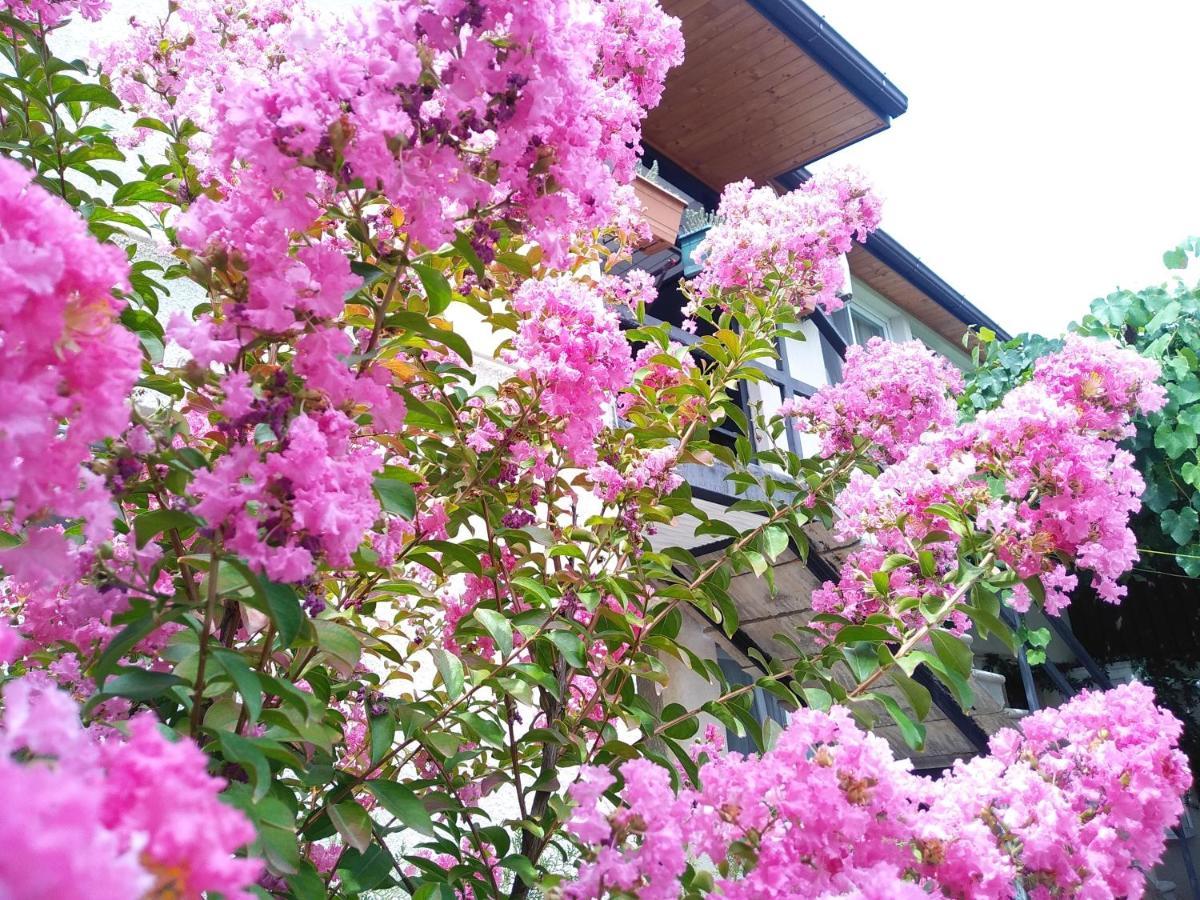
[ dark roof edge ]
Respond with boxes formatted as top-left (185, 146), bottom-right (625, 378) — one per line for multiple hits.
top-left (744, 0), bottom-right (909, 121)
top-left (860, 229), bottom-right (1012, 341)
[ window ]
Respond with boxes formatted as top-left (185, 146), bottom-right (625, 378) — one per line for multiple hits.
top-left (821, 306), bottom-right (891, 384)
top-left (849, 307), bottom-right (888, 344)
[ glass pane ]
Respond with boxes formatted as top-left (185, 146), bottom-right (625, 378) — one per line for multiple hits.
top-left (851, 309), bottom-right (886, 345)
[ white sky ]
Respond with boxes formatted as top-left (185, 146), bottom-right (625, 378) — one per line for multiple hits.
top-left (806, 1), bottom-right (1200, 337)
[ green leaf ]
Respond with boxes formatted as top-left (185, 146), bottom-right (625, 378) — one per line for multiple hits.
top-left (212, 648), bottom-right (263, 725)
top-left (93, 616), bottom-right (159, 684)
top-left (802, 687), bottom-right (833, 710)
top-left (473, 608), bottom-right (514, 657)
top-left (329, 801), bottom-right (373, 853)
top-left (56, 83), bottom-right (121, 108)
top-left (133, 508), bottom-right (196, 549)
top-left (762, 525), bottom-right (789, 562)
top-left (888, 668), bottom-right (932, 720)
top-left (366, 780), bottom-right (435, 836)
top-left (312, 619), bottom-right (361, 676)
top-left (918, 550), bottom-right (937, 578)
top-left (874, 693), bottom-right (926, 750)
top-left (1162, 506), bottom-right (1199, 546)
top-left (660, 702), bottom-right (699, 740)
top-left (132, 116), bottom-right (173, 135)
top-left (880, 554), bottom-right (916, 573)
top-left (871, 571), bottom-right (891, 596)
top-left (373, 475), bottom-right (416, 519)
top-left (833, 624), bottom-right (894, 645)
top-left (930, 630), bottom-right (974, 680)
top-left (216, 730), bottom-right (272, 802)
top-left (369, 710), bottom-right (396, 768)
top-left (104, 668), bottom-right (185, 701)
top-left (112, 180), bottom-right (175, 205)
top-left (1165, 247), bottom-right (1189, 269)
top-left (411, 262), bottom-right (453, 315)
top-left (285, 864), bottom-right (328, 900)
top-left (425, 540), bottom-right (485, 576)
top-left (841, 643), bottom-right (879, 683)
top-left (452, 230), bottom-right (486, 278)
top-left (544, 630), bottom-right (586, 669)
top-left (431, 647), bottom-right (464, 699)
top-left (263, 580), bottom-right (303, 648)
top-left (457, 711), bottom-right (506, 748)
top-left (499, 854), bottom-right (538, 887)
top-left (1155, 422), bottom-right (1197, 460)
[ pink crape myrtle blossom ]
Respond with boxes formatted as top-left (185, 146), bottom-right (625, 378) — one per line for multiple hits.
top-left (588, 446), bottom-right (682, 504)
top-left (690, 168), bottom-right (882, 315)
top-left (502, 276), bottom-right (634, 467)
top-left (0, 677), bottom-right (260, 898)
top-left (918, 681), bottom-right (1191, 897)
top-left (191, 410), bottom-right (381, 582)
top-left (788, 337), bottom-right (964, 464)
top-left (0, 158), bottom-right (138, 563)
top-left (2, 0), bottom-right (107, 27)
top-left (817, 338), bottom-right (1163, 620)
top-left (566, 759), bottom-right (691, 900)
top-left (96, 0), bottom-right (328, 170)
top-left (1032, 332), bottom-right (1167, 436)
top-left (180, 0), bottom-right (683, 268)
top-left (566, 684), bottom-right (1189, 899)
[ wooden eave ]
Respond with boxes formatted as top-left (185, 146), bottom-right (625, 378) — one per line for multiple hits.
top-left (643, 0), bottom-right (892, 192)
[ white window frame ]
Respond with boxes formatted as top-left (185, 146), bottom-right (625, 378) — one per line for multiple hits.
top-left (847, 304), bottom-right (891, 345)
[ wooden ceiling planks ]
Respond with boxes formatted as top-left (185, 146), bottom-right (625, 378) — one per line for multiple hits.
top-left (847, 245), bottom-right (970, 345)
top-left (644, 0), bottom-right (886, 190)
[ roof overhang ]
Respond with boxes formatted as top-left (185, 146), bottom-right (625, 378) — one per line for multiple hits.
top-left (643, 0), bottom-right (908, 192)
top-left (848, 232), bottom-right (1012, 345)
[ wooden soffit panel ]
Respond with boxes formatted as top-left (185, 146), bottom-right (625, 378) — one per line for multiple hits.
top-left (847, 244), bottom-right (970, 346)
top-left (644, 0), bottom-right (886, 191)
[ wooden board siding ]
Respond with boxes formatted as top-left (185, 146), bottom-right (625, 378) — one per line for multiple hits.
top-left (644, 0), bottom-right (886, 191)
top-left (847, 244), bottom-right (972, 346)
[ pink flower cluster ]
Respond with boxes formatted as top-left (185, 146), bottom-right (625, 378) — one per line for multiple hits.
top-left (588, 447), bottom-right (682, 504)
top-left (821, 337), bottom-right (1162, 619)
top-left (2, 0), bottom-right (107, 27)
top-left (1032, 332), bottom-right (1166, 437)
top-left (97, 0), bottom-right (323, 170)
top-left (690, 168), bottom-right (882, 314)
top-left (191, 410), bottom-right (381, 582)
top-left (566, 683), bottom-right (1189, 899)
top-left (788, 337), bottom-right (964, 464)
top-left (567, 759), bottom-right (691, 900)
top-left (919, 681), bottom-right (1190, 897)
top-left (146, 0), bottom-right (680, 586)
top-left (2, 530), bottom-right (165, 653)
top-left (0, 677), bottom-right (260, 898)
top-left (0, 158), bottom-right (137, 570)
top-left (811, 543), bottom-right (971, 637)
top-left (503, 276), bottom-right (634, 466)
top-left (180, 0), bottom-right (682, 263)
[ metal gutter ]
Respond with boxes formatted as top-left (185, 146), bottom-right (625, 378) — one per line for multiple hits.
top-left (858, 228), bottom-right (1012, 341)
top-left (744, 0), bottom-right (909, 122)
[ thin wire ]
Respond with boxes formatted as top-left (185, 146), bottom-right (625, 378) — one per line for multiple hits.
top-left (1130, 566), bottom-right (1200, 581)
top-left (1138, 547), bottom-right (1200, 562)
